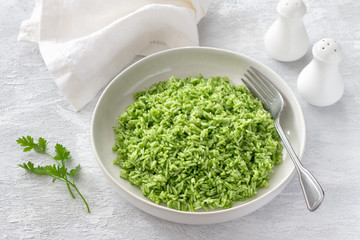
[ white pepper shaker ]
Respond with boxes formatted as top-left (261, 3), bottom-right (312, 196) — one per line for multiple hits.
top-left (297, 38), bottom-right (344, 106)
top-left (264, 0), bottom-right (309, 62)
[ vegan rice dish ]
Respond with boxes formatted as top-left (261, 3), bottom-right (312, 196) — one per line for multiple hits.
top-left (113, 75), bottom-right (283, 211)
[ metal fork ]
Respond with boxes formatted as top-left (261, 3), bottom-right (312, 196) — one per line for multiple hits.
top-left (241, 66), bottom-right (324, 212)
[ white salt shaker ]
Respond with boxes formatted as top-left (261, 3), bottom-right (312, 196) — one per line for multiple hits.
top-left (264, 0), bottom-right (309, 62)
top-left (297, 38), bottom-right (344, 106)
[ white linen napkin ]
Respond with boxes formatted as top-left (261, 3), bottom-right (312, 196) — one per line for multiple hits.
top-left (19, 0), bottom-right (209, 110)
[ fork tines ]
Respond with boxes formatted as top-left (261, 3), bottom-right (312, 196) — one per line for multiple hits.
top-left (241, 66), bottom-right (282, 110)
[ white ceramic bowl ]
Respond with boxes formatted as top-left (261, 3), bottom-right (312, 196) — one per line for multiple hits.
top-left (91, 47), bottom-right (306, 224)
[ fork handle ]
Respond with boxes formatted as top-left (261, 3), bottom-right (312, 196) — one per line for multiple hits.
top-left (275, 119), bottom-right (325, 211)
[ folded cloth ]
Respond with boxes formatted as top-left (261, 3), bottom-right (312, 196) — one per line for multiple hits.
top-left (19, 0), bottom-right (209, 110)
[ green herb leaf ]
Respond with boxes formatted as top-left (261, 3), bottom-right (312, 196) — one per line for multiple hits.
top-left (17, 136), bottom-right (90, 213)
top-left (22, 162), bottom-right (45, 175)
top-left (16, 136), bottom-right (36, 152)
top-left (69, 164), bottom-right (81, 179)
top-left (16, 136), bottom-right (48, 153)
top-left (54, 143), bottom-right (71, 162)
top-left (37, 137), bottom-right (48, 152)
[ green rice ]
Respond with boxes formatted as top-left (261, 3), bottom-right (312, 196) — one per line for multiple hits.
top-left (113, 75), bottom-right (283, 211)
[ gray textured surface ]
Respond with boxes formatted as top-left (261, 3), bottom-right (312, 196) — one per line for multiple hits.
top-left (1, 0), bottom-right (360, 239)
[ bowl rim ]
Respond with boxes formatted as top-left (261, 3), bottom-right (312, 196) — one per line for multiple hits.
top-left (91, 46), bottom-right (306, 216)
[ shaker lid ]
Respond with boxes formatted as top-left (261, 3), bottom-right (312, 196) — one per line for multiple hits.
top-left (312, 38), bottom-right (343, 63)
top-left (277, 0), bottom-right (306, 18)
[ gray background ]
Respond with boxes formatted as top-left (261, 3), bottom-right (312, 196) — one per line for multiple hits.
top-left (1, 0), bottom-right (360, 239)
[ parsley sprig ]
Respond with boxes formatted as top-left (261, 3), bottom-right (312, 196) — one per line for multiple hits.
top-left (16, 136), bottom-right (90, 213)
